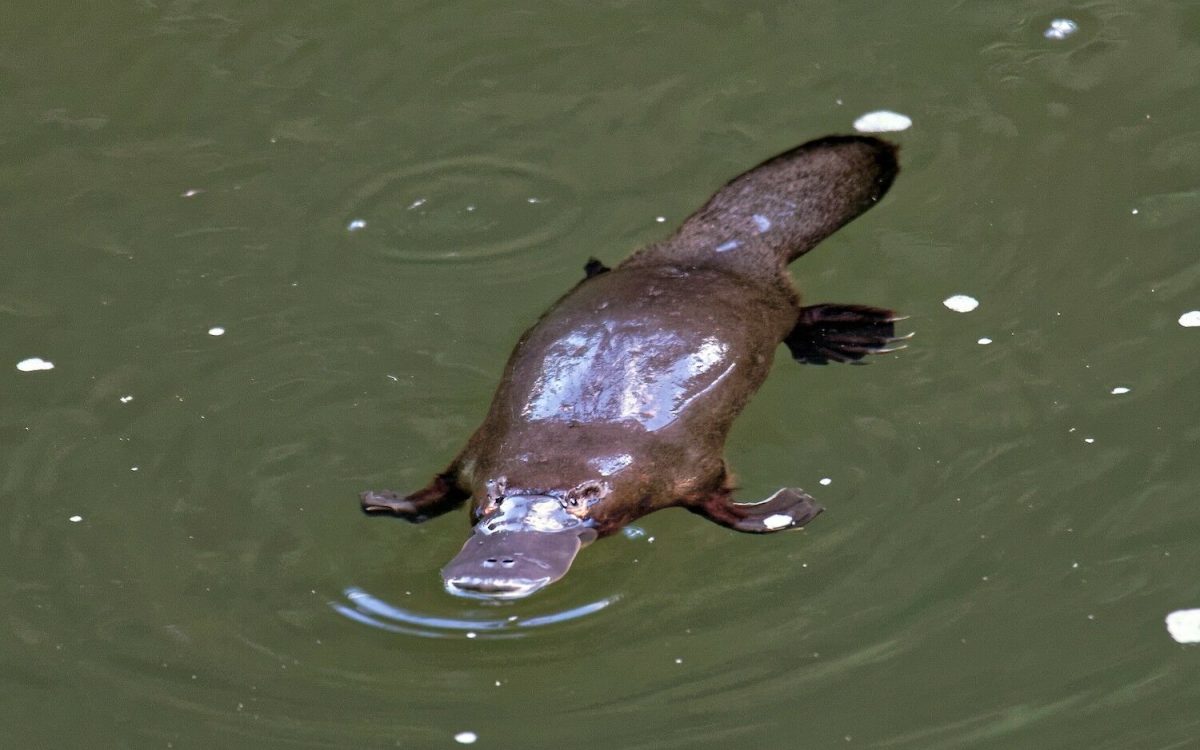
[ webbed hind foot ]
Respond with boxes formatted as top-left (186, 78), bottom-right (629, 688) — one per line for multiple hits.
top-left (786, 303), bottom-right (908, 365)
top-left (690, 487), bottom-right (823, 533)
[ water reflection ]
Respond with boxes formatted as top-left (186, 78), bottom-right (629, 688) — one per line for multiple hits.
top-left (522, 326), bottom-right (733, 431)
top-left (329, 586), bottom-right (619, 639)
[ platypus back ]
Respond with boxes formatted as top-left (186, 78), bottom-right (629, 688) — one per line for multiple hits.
top-left (621, 135), bottom-right (898, 282)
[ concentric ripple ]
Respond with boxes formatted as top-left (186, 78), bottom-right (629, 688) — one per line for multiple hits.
top-left (329, 586), bottom-right (618, 639)
top-left (340, 155), bottom-right (582, 262)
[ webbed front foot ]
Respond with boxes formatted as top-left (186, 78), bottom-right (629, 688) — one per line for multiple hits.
top-left (360, 489), bottom-right (420, 516)
top-left (689, 487), bottom-right (823, 533)
top-left (359, 472), bottom-right (468, 523)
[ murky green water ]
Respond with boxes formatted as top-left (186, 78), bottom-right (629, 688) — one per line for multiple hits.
top-left (5, 1), bottom-right (1200, 747)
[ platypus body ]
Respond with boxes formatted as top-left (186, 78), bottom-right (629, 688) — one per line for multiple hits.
top-left (362, 135), bottom-right (903, 599)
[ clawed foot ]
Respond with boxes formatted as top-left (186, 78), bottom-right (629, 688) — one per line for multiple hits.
top-left (787, 303), bottom-right (910, 365)
top-left (730, 488), bottom-right (823, 533)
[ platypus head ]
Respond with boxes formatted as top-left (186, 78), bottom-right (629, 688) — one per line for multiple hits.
top-left (442, 491), bottom-right (599, 600)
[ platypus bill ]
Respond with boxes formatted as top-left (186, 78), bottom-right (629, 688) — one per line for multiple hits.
top-left (362, 135), bottom-right (904, 600)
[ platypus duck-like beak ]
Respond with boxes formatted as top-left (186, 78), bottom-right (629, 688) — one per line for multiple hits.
top-left (440, 494), bottom-right (597, 600)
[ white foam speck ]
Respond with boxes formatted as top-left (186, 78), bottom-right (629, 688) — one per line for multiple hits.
top-left (131, 466), bottom-right (140, 471)
top-left (16, 357), bottom-right (54, 372)
top-left (1179, 311), bottom-right (1200, 327)
top-left (465, 632), bottom-right (476, 639)
top-left (1044, 18), bottom-right (1078, 40)
top-left (655, 216), bottom-right (666, 223)
top-left (120, 395), bottom-right (134, 403)
top-left (853, 110), bottom-right (912, 133)
top-left (1166, 609), bottom-right (1200, 643)
top-left (1131, 208), bottom-right (1139, 215)
top-left (454, 731), bottom-right (478, 744)
top-left (69, 515), bottom-right (83, 523)
top-left (1111, 387), bottom-right (1131, 395)
top-left (943, 294), bottom-right (980, 313)
top-left (208, 326), bottom-right (225, 336)
top-left (978, 337), bottom-right (993, 345)
top-left (762, 514), bottom-right (793, 530)
top-left (819, 477), bottom-right (832, 486)
top-left (347, 219), bottom-right (366, 231)
top-left (181, 188), bottom-right (204, 198)
top-left (1083, 438), bottom-right (1095, 444)
top-left (407, 198), bottom-right (426, 210)
top-left (674, 657), bottom-right (683, 664)
top-left (526, 197), bottom-right (541, 204)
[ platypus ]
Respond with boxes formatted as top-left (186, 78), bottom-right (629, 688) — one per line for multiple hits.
top-left (361, 135), bottom-right (903, 599)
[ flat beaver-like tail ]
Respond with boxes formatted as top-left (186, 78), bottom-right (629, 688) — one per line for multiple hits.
top-left (622, 136), bottom-right (898, 281)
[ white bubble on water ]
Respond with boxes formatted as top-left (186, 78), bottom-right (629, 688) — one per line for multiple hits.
top-left (853, 110), bottom-right (912, 133)
top-left (69, 515), bottom-right (83, 523)
top-left (454, 731), bottom-right (478, 744)
top-left (1166, 609), bottom-right (1200, 643)
top-left (943, 294), bottom-right (980, 313)
top-left (819, 477), bottom-right (832, 486)
top-left (978, 337), bottom-right (993, 345)
top-left (16, 357), bottom-right (54, 372)
top-left (1044, 18), bottom-right (1078, 40)
top-left (1111, 387), bottom-right (1131, 395)
top-left (208, 326), bottom-right (225, 336)
top-left (120, 395), bottom-right (134, 403)
top-left (1179, 311), bottom-right (1200, 327)
top-left (346, 218), bottom-right (366, 231)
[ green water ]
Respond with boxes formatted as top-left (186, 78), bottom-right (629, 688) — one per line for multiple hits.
top-left (5, 1), bottom-right (1200, 747)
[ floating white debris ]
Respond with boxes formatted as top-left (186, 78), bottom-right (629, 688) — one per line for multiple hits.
top-left (407, 198), bottom-right (427, 210)
top-left (1179, 311), bottom-right (1200, 327)
top-left (1083, 438), bottom-right (1095, 444)
top-left (1166, 609), bottom-right (1200, 643)
top-left (943, 294), bottom-right (980, 313)
top-left (526, 197), bottom-right (542, 204)
top-left (346, 219), bottom-right (366, 231)
top-left (674, 657), bottom-right (683, 664)
top-left (1044, 18), bottom-right (1078, 40)
top-left (454, 731), bottom-right (478, 745)
top-left (465, 632), bottom-right (477, 639)
top-left (819, 477), bottom-right (832, 486)
top-left (119, 395), bottom-right (134, 403)
top-left (853, 110), bottom-right (912, 133)
top-left (181, 188), bottom-right (204, 198)
top-left (69, 515), bottom-right (83, 523)
top-left (16, 357), bottom-right (54, 372)
top-left (762, 514), bottom-right (793, 530)
top-left (978, 337), bottom-right (993, 345)
top-left (1111, 387), bottom-right (1130, 395)
top-left (655, 216), bottom-right (666, 223)
top-left (208, 326), bottom-right (225, 336)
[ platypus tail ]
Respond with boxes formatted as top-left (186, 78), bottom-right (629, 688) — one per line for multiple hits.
top-left (621, 135), bottom-right (898, 281)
